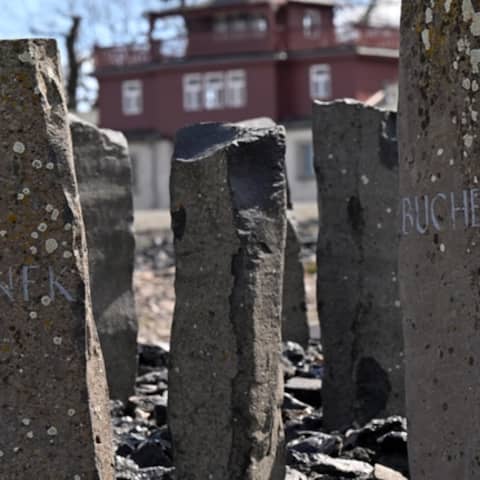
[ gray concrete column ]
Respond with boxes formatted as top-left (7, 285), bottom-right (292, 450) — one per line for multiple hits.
top-left (399, 2), bottom-right (480, 478)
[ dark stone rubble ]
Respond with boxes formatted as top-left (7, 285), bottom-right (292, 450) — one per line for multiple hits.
top-left (113, 342), bottom-right (408, 479)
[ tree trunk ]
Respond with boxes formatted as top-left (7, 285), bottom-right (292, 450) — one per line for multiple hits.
top-left (66, 16), bottom-right (81, 112)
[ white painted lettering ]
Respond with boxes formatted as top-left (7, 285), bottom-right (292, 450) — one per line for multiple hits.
top-left (48, 267), bottom-right (74, 302)
top-left (430, 193), bottom-right (447, 231)
top-left (415, 195), bottom-right (429, 234)
top-left (402, 197), bottom-right (415, 235)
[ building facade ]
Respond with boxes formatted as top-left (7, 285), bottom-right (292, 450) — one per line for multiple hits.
top-left (95, 0), bottom-right (399, 209)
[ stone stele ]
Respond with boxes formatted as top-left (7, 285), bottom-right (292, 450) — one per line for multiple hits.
top-left (169, 122), bottom-right (287, 480)
top-left (70, 114), bottom-right (138, 404)
top-left (399, 2), bottom-right (480, 479)
top-left (314, 100), bottom-right (404, 431)
top-left (282, 211), bottom-right (309, 348)
top-left (236, 118), bottom-right (309, 347)
top-left (0, 39), bottom-right (114, 478)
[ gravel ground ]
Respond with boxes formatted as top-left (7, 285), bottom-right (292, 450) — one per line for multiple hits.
top-left (125, 210), bottom-right (408, 479)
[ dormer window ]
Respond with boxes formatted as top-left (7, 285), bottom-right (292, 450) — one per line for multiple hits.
top-left (212, 12), bottom-right (268, 36)
top-left (303, 9), bottom-right (322, 37)
top-left (251, 15), bottom-right (268, 33)
top-left (213, 16), bottom-right (228, 34)
top-left (231, 15), bottom-right (248, 33)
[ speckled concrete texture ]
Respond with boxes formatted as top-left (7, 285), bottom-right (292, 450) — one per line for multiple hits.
top-left (399, 2), bottom-right (480, 478)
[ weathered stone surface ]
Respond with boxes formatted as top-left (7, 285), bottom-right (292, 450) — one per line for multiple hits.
top-left (399, 2), bottom-right (480, 479)
top-left (313, 100), bottom-right (404, 430)
top-left (237, 118), bottom-right (309, 347)
top-left (282, 212), bottom-right (309, 347)
top-left (0, 39), bottom-right (113, 478)
top-left (70, 114), bottom-right (138, 403)
top-left (169, 122), bottom-right (287, 480)
top-left (300, 453), bottom-right (374, 479)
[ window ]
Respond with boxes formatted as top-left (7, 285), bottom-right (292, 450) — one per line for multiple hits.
top-left (298, 142), bottom-right (315, 179)
top-left (213, 15), bottom-right (228, 34)
top-left (204, 72), bottom-right (224, 110)
top-left (122, 80), bottom-right (143, 115)
top-left (231, 15), bottom-right (248, 33)
top-left (310, 64), bottom-right (331, 100)
top-left (182, 70), bottom-right (248, 111)
top-left (303, 10), bottom-right (322, 37)
top-left (251, 15), bottom-right (268, 33)
top-left (183, 74), bottom-right (203, 111)
top-left (225, 70), bottom-right (247, 108)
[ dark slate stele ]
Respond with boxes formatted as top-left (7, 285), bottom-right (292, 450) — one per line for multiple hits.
top-left (235, 118), bottom-right (309, 347)
top-left (70, 114), bottom-right (138, 403)
top-left (313, 100), bottom-right (404, 431)
top-left (169, 122), bottom-right (287, 480)
top-left (282, 212), bottom-right (310, 348)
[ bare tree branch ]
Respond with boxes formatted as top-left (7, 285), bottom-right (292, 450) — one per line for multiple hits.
top-left (66, 16), bottom-right (82, 111)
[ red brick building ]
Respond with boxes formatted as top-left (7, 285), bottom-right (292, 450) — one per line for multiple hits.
top-left (95, 0), bottom-right (398, 209)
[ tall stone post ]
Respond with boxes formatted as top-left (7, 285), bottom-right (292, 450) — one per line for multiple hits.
top-left (70, 114), bottom-right (138, 404)
top-left (0, 40), bottom-right (114, 478)
top-left (313, 100), bottom-right (404, 430)
top-left (169, 122), bottom-right (287, 480)
top-left (234, 117), bottom-right (309, 347)
top-left (399, 3), bottom-right (480, 478)
top-left (282, 212), bottom-right (310, 348)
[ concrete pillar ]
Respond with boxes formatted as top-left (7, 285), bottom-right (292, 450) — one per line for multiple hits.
top-left (169, 122), bottom-right (287, 480)
top-left (313, 100), bottom-right (404, 430)
top-left (70, 115), bottom-right (138, 404)
top-left (0, 39), bottom-right (113, 478)
top-left (399, 3), bottom-right (480, 478)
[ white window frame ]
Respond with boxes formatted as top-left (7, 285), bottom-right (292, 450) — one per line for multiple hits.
top-left (122, 80), bottom-right (143, 116)
top-left (225, 70), bottom-right (247, 108)
top-left (203, 72), bottom-right (224, 110)
top-left (309, 64), bottom-right (331, 100)
top-left (183, 73), bottom-right (203, 112)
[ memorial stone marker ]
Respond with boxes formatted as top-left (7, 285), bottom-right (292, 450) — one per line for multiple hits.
top-left (0, 39), bottom-right (114, 478)
top-left (169, 122), bottom-right (287, 480)
top-left (399, 2), bottom-right (480, 478)
top-left (313, 100), bottom-right (404, 430)
top-left (282, 212), bottom-right (309, 348)
top-left (71, 114), bottom-right (138, 403)
top-left (235, 118), bottom-right (309, 347)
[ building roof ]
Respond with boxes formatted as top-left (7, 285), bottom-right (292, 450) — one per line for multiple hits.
top-left (146, 0), bottom-right (335, 18)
